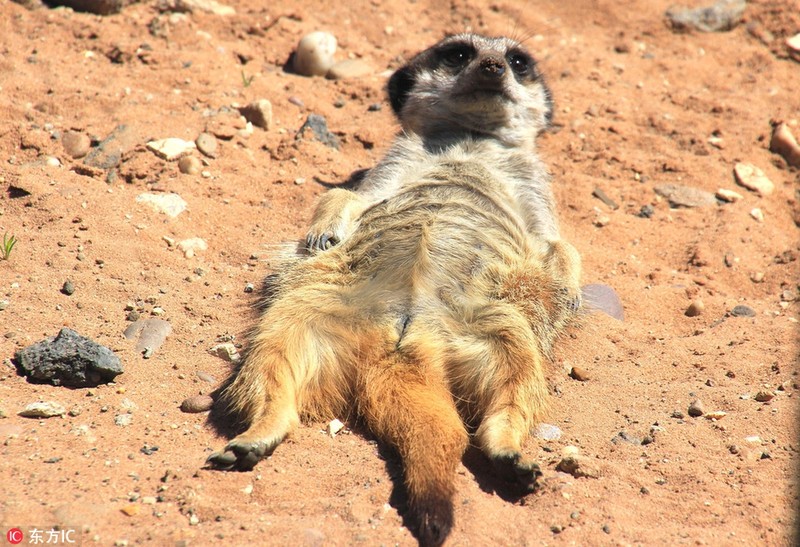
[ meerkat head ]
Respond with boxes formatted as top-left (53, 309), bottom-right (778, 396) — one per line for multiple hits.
top-left (387, 34), bottom-right (553, 147)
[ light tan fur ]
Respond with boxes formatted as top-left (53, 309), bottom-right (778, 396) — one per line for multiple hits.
top-left (208, 34), bottom-right (581, 546)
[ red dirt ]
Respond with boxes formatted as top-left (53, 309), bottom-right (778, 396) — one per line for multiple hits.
top-left (1, 0), bottom-right (798, 545)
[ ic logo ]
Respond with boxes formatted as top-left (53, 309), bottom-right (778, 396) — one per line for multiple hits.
top-left (6, 528), bottom-right (24, 545)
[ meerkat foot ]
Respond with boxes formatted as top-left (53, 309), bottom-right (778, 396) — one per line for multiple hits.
top-left (206, 437), bottom-right (279, 471)
top-left (490, 450), bottom-right (542, 492)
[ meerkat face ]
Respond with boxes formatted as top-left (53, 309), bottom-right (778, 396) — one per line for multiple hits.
top-left (388, 34), bottom-right (553, 146)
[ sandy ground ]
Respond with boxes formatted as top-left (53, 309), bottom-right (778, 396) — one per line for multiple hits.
top-left (1, 0), bottom-right (798, 545)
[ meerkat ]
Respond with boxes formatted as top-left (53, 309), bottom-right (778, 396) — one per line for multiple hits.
top-left (207, 34), bottom-right (582, 546)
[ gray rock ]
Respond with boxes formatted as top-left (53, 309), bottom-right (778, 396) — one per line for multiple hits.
top-left (297, 114), bottom-right (340, 150)
top-left (83, 125), bottom-right (138, 170)
top-left (666, 0), bottom-right (745, 33)
top-left (654, 184), bottom-right (717, 208)
top-left (581, 284), bottom-right (624, 321)
top-left (61, 280), bottom-right (75, 296)
top-left (123, 318), bottom-right (172, 354)
top-left (731, 304), bottom-right (756, 317)
top-left (14, 328), bottom-right (123, 387)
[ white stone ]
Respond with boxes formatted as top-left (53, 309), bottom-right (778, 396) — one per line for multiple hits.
top-left (733, 163), bottom-right (774, 196)
top-left (750, 208), bottom-right (764, 222)
top-left (177, 237), bottom-right (207, 258)
top-left (715, 188), bottom-right (743, 202)
top-left (294, 32), bottom-right (337, 76)
top-left (136, 193), bottom-right (187, 218)
top-left (208, 342), bottom-right (241, 363)
top-left (147, 138), bottom-right (196, 161)
top-left (327, 418), bottom-right (345, 437)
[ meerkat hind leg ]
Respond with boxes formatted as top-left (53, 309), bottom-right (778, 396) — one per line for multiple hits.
top-left (462, 306), bottom-right (548, 491)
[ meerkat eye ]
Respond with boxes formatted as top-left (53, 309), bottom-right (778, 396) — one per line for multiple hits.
top-left (439, 44), bottom-right (475, 69)
top-left (507, 52), bottom-right (533, 76)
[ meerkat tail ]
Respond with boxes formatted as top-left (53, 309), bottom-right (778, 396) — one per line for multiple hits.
top-left (358, 353), bottom-right (468, 547)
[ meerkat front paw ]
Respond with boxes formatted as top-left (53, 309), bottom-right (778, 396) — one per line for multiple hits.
top-left (305, 230), bottom-right (341, 252)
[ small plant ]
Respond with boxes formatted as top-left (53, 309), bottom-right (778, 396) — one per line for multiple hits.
top-left (241, 70), bottom-right (254, 88)
top-left (1, 233), bottom-right (17, 260)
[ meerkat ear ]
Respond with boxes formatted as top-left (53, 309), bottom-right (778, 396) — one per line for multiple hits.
top-left (387, 65), bottom-right (416, 116)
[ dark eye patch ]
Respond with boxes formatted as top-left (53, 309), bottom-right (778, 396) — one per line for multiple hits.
top-left (438, 43), bottom-right (476, 70)
top-left (507, 50), bottom-right (535, 78)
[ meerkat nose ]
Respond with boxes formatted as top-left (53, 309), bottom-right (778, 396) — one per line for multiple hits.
top-left (479, 56), bottom-right (506, 79)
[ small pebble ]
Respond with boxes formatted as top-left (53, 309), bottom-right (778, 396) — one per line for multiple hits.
top-left (178, 156), bottom-right (202, 175)
top-left (294, 31), bottom-right (337, 77)
top-left (556, 454), bottom-right (600, 479)
top-left (705, 410), bottom-right (727, 421)
top-left (176, 238), bottom-right (208, 258)
top-left (754, 391), bottom-right (774, 402)
top-left (115, 414), bottom-right (133, 426)
top-left (180, 394), bottom-right (214, 413)
top-left (687, 399), bottom-right (705, 417)
top-left (770, 122), bottom-right (800, 167)
top-left (61, 280), bottom-right (75, 296)
top-left (195, 132), bottom-right (218, 158)
top-left (19, 401), bottom-right (66, 418)
top-left (534, 423), bottom-right (562, 441)
top-left (733, 163), bottom-right (774, 196)
top-left (569, 366), bottom-right (590, 381)
top-left (239, 99), bottom-right (273, 130)
top-left (730, 304), bottom-right (756, 317)
top-left (62, 130), bottom-right (91, 159)
top-left (684, 299), bottom-right (704, 317)
top-left (327, 418), bottom-right (345, 437)
top-left (637, 204), bottom-right (655, 218)
top-left (750, 271), bottom-right (765, 283)
top-left (550, 525), bottom-right (563, 534)
top-left (715, 188), bottom-right (743, 202)
top-left (326, 59), bottom-right (372, 80)
top-left (208, 343), bottom-right (240, 363)
top-left (749, 208), bottom-right (764, 222)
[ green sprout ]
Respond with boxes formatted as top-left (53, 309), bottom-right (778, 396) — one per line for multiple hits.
top-left (241, 70), bottom-right (254, 88)
top-left (1, 233), bottom-right (17, 260)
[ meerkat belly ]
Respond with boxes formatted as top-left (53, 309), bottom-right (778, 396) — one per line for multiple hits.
top-left (342, 174), bottom-right (532, 315)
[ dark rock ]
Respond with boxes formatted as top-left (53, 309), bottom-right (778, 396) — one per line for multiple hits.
top-left (61, 280), bottom-right (75, 296)
top-left (83, 125), bottom-right (138, 170)
top-left (48, 0), bottom-right (132, 15)
top-left (14, 328), bottom-right (123, 387)
top-left (297, 114), bottom-right (340, 150)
